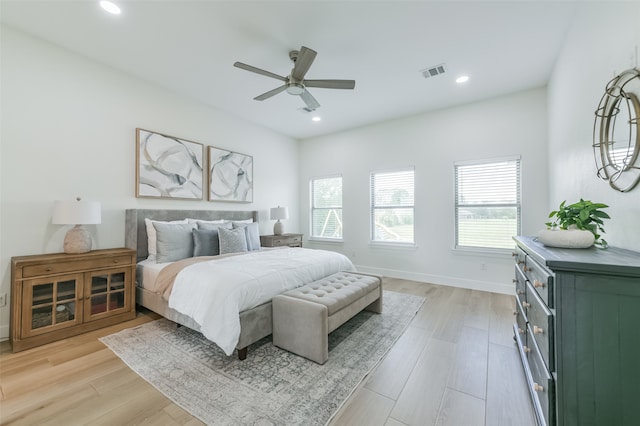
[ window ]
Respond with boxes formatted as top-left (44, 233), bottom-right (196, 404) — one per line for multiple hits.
top-left (370, 169), bottom-right (414, 244)
top-left (310, 176), bottom-right (343, 239)
top-left (455, 157), bottom-right (521, 250)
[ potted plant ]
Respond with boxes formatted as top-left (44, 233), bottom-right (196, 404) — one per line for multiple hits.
top-left (539, 199), bottom-right (610, 248)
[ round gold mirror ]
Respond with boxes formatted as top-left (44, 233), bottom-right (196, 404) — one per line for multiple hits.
top-left (593, 67), bottom-right (640, 192)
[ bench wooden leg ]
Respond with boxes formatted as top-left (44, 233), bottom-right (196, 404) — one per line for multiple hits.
top-left (237, 347), bottom-right (247, 360)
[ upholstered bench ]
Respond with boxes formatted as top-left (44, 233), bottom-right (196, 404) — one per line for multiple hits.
top-left (272, 271), bottom-right (382, 364)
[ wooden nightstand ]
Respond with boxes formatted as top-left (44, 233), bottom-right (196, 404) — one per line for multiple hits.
top-left (10, 248), bottom-right (136, 352)
top-left (260, 234), bottom-right (303, 248)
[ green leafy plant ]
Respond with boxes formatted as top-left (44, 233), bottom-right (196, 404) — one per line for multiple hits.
top-left (545, 199), bottom-right (610, 248)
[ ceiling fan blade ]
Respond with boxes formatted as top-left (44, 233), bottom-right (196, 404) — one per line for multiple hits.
top-left (254, 84), bottom-right (288, 101)
top-left (303, 79), bottom-right (356, 90)
top-left (291, 46), bottom-right (317, 81)
top-left (300, 89), bottom-right (320, 110)
top-left (234, 62), bottom-right (287, 82)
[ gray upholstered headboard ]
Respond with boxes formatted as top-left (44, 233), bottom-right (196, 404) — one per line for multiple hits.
top-left (125, 209), bottom-right (259, 262)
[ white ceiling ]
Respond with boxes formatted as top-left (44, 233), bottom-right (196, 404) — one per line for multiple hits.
top-left (0, 0), bottom-right (579, 139)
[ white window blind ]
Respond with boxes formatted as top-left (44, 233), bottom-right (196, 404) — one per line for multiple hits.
top-left (310, 176), bottom-right (343, 239)
top-left (455, 158), bottom-right (521, 250)
top-left (370, 169), bottom-right (414, 243)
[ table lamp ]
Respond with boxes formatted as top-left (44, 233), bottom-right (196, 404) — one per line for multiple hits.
top-left (270, 206), bottom-right (289, 236)
top-left (52, 198), bottom-right (102, 253)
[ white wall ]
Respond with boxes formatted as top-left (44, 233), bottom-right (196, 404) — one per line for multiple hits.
top-left (0, 26), bottom-right (300, 339)
top-left (548, 3), bottom-right (640, 251)
top-left (300, 88), bottom-right (549, 294)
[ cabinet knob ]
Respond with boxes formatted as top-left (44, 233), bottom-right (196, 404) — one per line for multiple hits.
top-left (533, 325), bottom-right (544, 334)
top-left (113, 259), bottom-right (120, 264)
top-left (533, 280), bottom-right (544, 288)
top-left (512, 279), bottom-right (517, 283)
top-left (85, 296), bottom-right (90, 300)
top-left (518, 327), bottom-right (525, 334)
top-left (45, 267), bottom-right (53, 272)
top-left (517, 290), bottom-right (524, 295)
top-left (517, 260), bottom-right (524, 265)
top-left (522, 302), bottom-right (531, 309)
top-left (533, 383), bottom-right (544, 392)
top-left (512, 252), bottom-right (517, 257)
top-left (523, 266), bottom-right (530, 272)
top-left (523, 346), bottom-right (531, 353)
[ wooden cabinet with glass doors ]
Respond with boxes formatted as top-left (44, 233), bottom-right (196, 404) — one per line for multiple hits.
top-left (10, 248), bottom-right (136, 352)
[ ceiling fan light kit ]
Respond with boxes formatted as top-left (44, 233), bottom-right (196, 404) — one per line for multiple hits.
top-left (233, 46), bottom-right (355, 110)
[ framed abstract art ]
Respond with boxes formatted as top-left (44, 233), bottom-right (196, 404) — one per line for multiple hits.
top-left (208, 146), bottom-right (253, 202)
top-left (136, 128), bottom-right (204, 200)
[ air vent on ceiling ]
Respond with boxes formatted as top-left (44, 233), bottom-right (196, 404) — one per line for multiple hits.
top-left (421, 63), bottom-right (446, 79)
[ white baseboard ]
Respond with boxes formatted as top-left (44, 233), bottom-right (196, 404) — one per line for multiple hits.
top-left (354, 264), bottom-right (514, 295)
top-left (0, 324), bottom-right (9, 342)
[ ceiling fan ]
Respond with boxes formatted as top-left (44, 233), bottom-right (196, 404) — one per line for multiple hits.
top-left (233, 46), bottom-right (355, 110)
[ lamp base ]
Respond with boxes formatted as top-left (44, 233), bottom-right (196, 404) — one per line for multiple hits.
top-left (274, 220), bottom-right (284, 236)
top-left (63, 225), bottom-right (93, 254)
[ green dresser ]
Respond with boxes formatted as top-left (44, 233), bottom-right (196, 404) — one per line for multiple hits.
top-left (513, 236), bottom-right (640, 426)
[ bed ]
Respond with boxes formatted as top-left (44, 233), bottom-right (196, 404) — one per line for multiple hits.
top-left (124, 208), bottom-right (355, 359)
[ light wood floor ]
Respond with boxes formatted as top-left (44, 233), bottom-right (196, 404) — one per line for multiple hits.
top-left (0, 278), bottom-right (536, 425)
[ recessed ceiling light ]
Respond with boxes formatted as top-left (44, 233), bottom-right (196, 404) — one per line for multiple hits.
top-left (312, 116), bottom-right (321, 122)
top-left (99, 1), bottom-right (121, 15)
top-left (456, 75), bottom-right (470, 84)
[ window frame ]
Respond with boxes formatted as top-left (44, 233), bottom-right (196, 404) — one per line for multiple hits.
top-left (454, 155), bottom-right (521, 253)
top-left (309, 174), bottom-right (344, 242)
top-left (369, 167), bottom-right (415, 246)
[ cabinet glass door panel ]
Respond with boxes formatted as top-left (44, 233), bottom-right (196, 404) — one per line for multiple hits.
top-left (91, 275), bottom-right (108, 294)
top-left (84, 268), bottom-right (130, 321)
top-left (90, 294), bottom-right (108, 315)
top-left (110, 272), bottom-right (125, 291)
top-left (23, 274), bottom-right (82, 337)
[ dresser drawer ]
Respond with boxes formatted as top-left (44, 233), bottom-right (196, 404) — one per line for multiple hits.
top-left (526, 281), bottom-right (554, 372)
top-left (526, 338), bottom-right (555, 426)
top-left (515, 266), bottom-right (527, 308)
top-left (514, 246), bottom-right (527, 273)
top-left (22, 255), bottom-right (133, 278)
top-left (514, 296), bottom-right (528, 340)
top-left (274, 235), bottom-right (301, 246)
top-left (523, 255), bottom-right (554, 308)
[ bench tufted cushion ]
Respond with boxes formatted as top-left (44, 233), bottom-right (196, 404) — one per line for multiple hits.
top-left (281, 272), bottom-right (380, 316)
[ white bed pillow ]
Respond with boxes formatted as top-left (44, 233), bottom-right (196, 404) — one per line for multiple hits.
top-left (232, 222), bottom-right (261, 251)
top-left (187, 218), bottom-right (226, 225)
top-left (231, 218), bottom-right (253, 224)
top-left (144, 218), bottom-right (188, 261)
top-left (218, 227), bottom-right (248, 254)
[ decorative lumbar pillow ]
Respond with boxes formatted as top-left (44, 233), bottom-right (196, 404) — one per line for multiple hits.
top-left (192, 228), bottom-right (221, 257)
top-left (154, 222), bottom-right (196, 263)
top-left (197, 221), bottom-right (233, 231)
top-left (218, 226), bottom-right (248, 254)
top-left (232, 222), bottom-right (261, 251)
top-left (144, 218), bottom-right (188, 261)
top-left (187, 218), bottom-right (227, 226)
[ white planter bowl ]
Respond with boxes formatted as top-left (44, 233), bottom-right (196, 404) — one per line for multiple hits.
top-left (537, 228), bottom-right (595, 249)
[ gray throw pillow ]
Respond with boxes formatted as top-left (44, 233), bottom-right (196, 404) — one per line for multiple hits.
top-left (218, 226), bottom-right (248, 254)
top-left (232, 222), bottom-right (261, 251)
top-left (154, 222), bottom-right (196, 263)
top-left (192, 228), bottom-right (221, 257)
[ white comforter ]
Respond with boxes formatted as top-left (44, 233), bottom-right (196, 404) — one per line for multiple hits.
top-left (168, 248), bottom-right (355, 355)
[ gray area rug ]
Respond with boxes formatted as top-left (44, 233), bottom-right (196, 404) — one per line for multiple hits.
top-left (100, 291), bottom-right (424, 426)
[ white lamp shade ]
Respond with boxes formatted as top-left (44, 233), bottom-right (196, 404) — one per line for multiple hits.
top-left (270, 206), bottom-right (289, 221)
top-left (52, 200), bottom-right (101, 225)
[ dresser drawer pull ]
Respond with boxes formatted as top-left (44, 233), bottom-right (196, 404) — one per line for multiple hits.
top-left (522, 302), bottom-right (531, 309)
top-left (45, 267), bottom-right (53, 272)
top-left (112, 259), bottom-right (120, 264)
top-left (518, 327), bottom-right (525, 334)
top-left (523, 266), bottom-right (531, 272)
top-left (523, 346), bottom-right (531, 353)
top-left (512, 252), bottom-right (517, 257)
top-left (517, 290), bottom-right (524, 295)
top-left (517, 260), bottom-right (524, 265)
top-left (533, 280), bottom-right (545, 288)
top-left (533, 383), bottom-right (544, 392)
top-left (533, 325), bottom-right (544, 334)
